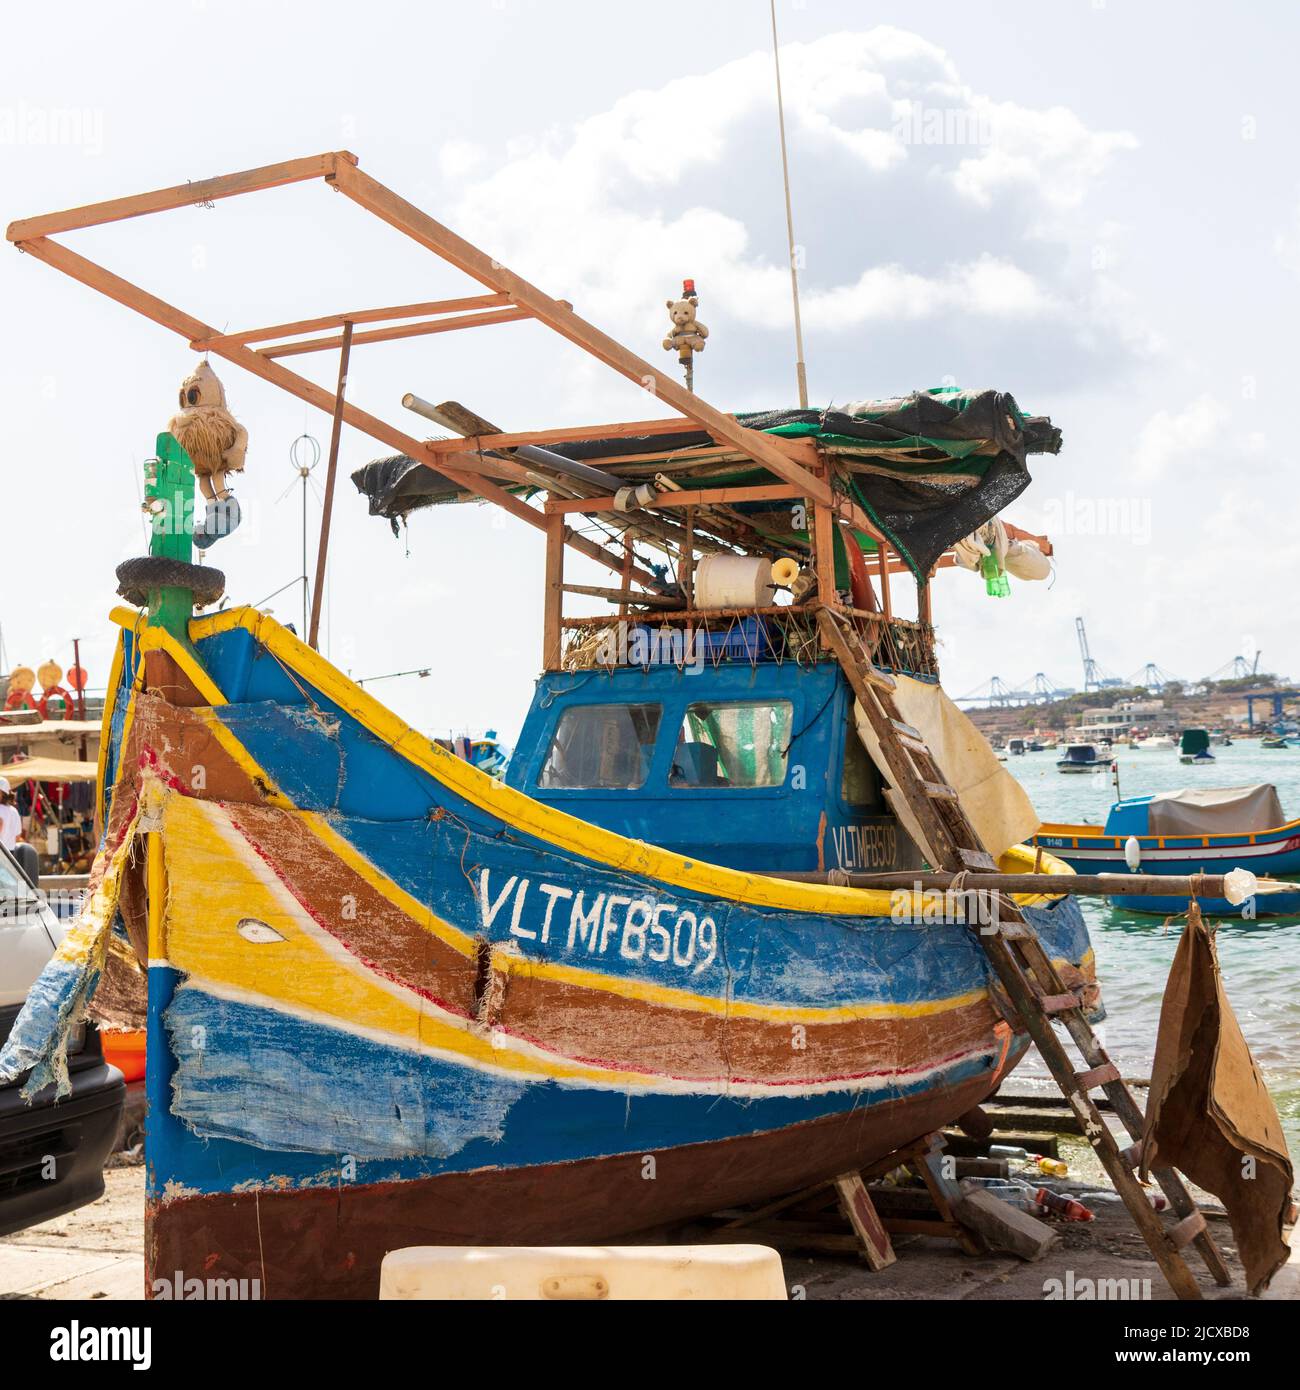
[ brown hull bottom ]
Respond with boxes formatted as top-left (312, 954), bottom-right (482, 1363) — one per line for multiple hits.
top-left (146, 1070), bottom-right (997, 1299)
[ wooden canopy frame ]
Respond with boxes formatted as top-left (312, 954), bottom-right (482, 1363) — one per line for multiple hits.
top-left (8, 150), bottom-right (1052, 668)
top-left (6, 153), bottom-right (881, 570)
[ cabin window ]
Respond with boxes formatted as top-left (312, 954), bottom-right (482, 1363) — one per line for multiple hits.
top-left (538, 703), bottom-right (662, 789)
top-left (670, 700), bottom-right (793, 788)
top-left (841, 715), bottom-right (885, 810)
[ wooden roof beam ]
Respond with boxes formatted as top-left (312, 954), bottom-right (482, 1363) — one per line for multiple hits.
top-left (14, 235), bottom-right (655, 590)
top-left (190, 294), bottom-right (511, 350)
top-left (329, 159), bottom-right (836, 507)
top-left (259, 305), bottom-right (535, 358)
top-left (422, 415), bottom-right (725, 454)
top-left (6, 152), bottom-right (355, 242)
top-left (543, 483), bottom-right (803, 515)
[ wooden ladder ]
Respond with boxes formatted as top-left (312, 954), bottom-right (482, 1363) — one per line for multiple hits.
top-left (816, 607), bottom-right (1232, 1300)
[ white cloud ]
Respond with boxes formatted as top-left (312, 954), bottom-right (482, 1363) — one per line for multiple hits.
top-left (950, 100), bottom-right (1138, 211)
top-left (1131, 396), bottom-right (1228, 481)
top-left (441, 26), bottom-right (1140, 352)
top-left (1274, 196), bottom-right (1300, 275)
top-left (438, 139), bottom-right (486, 179)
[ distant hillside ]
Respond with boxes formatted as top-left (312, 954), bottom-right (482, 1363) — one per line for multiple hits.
top-left (962, 675), bottom-right (1295, 742)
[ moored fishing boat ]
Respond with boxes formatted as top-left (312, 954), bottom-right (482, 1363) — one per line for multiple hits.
top-left (1179, 728), bottom-right (1215, 765)
top-left (0, 153), bottom-right (1099, 1299)
top-left (1056, 742), bottom-right (1101, 773)
top-left (1032, 782), bottom-right (1300, 916)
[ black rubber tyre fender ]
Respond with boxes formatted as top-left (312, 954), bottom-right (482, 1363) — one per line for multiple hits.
top-left (115, 555), bottom-right (225, 608)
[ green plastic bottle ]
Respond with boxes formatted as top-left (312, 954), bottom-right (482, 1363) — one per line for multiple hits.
top-left (981, 552), bottom-right (1011, 598)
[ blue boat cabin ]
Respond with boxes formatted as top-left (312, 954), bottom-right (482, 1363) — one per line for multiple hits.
top-left (508, 658), bottom-right (924, 875)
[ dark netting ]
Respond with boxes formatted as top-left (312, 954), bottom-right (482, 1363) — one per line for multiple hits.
top-left (349, 455), bottom-right (464, 531)
top-left (351, 388), bottom-right (1059, 576)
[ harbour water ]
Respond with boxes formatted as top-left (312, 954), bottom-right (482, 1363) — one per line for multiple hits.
top-left (1007, 742), bottom-right (1300, 1153)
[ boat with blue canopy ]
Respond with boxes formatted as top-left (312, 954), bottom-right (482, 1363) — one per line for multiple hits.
top-left (1032, 782), bottom-right (1300, 915)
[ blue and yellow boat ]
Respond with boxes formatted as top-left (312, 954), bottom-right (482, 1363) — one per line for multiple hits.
top-left (0, 153), bottom-right (1093, 1298)
top-left (1032, 783), bottom-right (1300, 915)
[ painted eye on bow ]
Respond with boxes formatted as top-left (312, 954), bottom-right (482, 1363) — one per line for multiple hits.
top-left (236, 918), bottom-right (285, 944)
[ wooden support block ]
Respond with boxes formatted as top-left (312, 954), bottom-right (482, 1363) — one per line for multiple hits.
top-left (958, 848), bottom-right (998, 870)
top-left (1119, 1143), bottom-right (1143, 1170)
top-left (889, 718), bottom-right (924, 740)
top-left (882, 1218), bottom-right (968, 1240)
top-left (1169, 1211), bottom-right (1207, 1250)
top-left (921, 781), bottom-right (959, 802)
top-left (952, 1157), bottom-right (1011, 1180)
top-left (955, 1107), bottom-right (995, 1142)
top-left (1038, 992), bottom-right (1080, 1015)
top-left (1074, 1062), bottom-right (1121, 1093)
top-left (832, 1173), bottom-right (897, 1270)
top-left (953, 1188), bottom-right (1059, 1263)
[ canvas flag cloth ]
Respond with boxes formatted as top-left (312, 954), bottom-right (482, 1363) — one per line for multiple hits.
top-left (854, 674), bottom-right (1040, 861)
top-left (1140, 901), bottom-right (1293, 1294)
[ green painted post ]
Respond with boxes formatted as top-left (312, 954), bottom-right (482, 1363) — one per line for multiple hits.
top-left (142, 432), bottom-right (197, 646)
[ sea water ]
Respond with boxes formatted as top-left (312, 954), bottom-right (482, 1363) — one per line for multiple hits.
top-left (1006, 742), bottom-right (1300, 1154)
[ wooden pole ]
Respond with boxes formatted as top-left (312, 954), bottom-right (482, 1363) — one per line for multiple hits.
top-left (309, 320), bottom-right (353, 649)
top-left (876, 542), bottom-right (893, 624)
top-left (757, 867), bottom-right (1272, 901)
top-left (812, 500), bottom-right (837, 611)
top-left (73, 637), bottom-right (88, 764)
top-left (543, 511), bottom-right (565, 671)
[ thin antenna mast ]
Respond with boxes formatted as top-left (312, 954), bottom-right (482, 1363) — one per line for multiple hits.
top-left (770, 0), bottom-right (809, 408)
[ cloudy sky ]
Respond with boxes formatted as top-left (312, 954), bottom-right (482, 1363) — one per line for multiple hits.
top-left (2, 0), bottom-right (1296, 738)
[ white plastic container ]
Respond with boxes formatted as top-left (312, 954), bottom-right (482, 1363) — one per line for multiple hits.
top-left (694, 554), bottom-right (773, 610)
top-left (378, 1244), bottom-right (787, 1300)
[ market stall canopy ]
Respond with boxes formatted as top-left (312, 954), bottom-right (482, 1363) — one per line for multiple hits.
top-left (353, 387), bottom-right (1060, 581)
top-left (0, 720), bottom-right (101, 743)
top-left (0, 756), bottom-right (98, 784)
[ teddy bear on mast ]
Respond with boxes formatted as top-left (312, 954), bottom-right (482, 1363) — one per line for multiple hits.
top-left (662, 278), bottom-right (708, 391)
top-left (167, 360), bottom-right (248, 547)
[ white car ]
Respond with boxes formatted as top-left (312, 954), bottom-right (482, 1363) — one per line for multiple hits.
top-left (0, 843), bottom-right (124, 1236)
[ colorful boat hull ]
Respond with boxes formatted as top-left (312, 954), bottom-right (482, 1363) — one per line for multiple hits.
top-left (16, 606), bottom-right (1095, 1298)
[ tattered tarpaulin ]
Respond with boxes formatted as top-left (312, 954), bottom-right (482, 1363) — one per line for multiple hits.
top-left (1140, 902), bottom-right (1294, 1294)
top-left (854, 674), bottom-right (1040, 861)
top-left (0, 793), bottom-right (145, 1097)
top-left (350, 388), bottom-right (1059, 580)
top-left (1146, 783), bottom-right (1287, 838)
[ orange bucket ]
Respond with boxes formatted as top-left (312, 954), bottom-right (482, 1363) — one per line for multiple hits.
top-left (102, 1028), bottom-right (146, 1082)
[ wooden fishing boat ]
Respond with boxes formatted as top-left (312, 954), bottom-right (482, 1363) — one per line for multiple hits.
top-left (1032, 783), bottom-right (1300, 916)
top-left (0, 153), bottom-right (1096, 1299)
